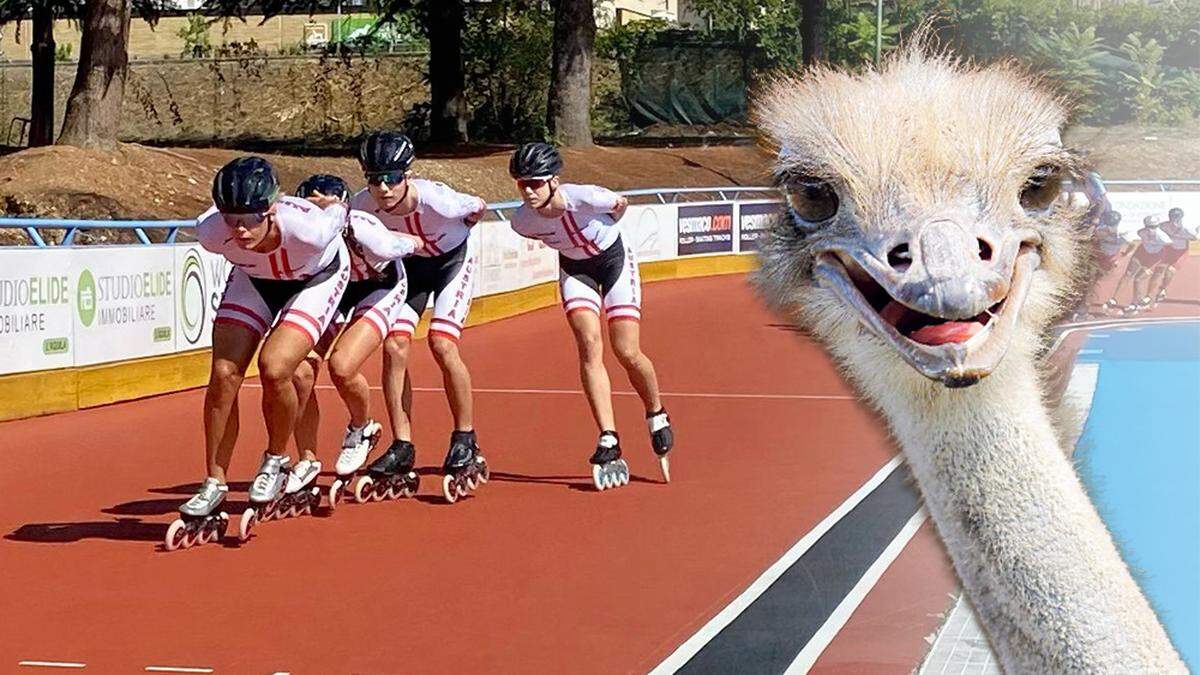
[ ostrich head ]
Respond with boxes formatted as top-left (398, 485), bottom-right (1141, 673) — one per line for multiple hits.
top-left (755, 49), bottom-right (1095, 390)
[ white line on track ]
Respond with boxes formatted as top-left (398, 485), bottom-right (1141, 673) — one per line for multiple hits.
top-left (243, 382), bottom-right (855, 401)
top-left (648, 455), bottom-right (904, 674)
top-left (143, 667), bottom-right (213, 674)
top-left (784, 509), bottom-right (929, 673)
top-left (1051, 315), bottom-right (1197, 353)
top-left (17, 663), bottom-right (86, 669)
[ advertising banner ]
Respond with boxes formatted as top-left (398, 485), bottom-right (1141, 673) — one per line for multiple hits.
top-left (71, 247), bottom-right (177, 366)
top-left (678, 203), bottom-right (734, 255)
top-left (737, 201), bottom-right (783, 253)
top-left (0, 248), bottom-right (74, 375)
top-left (621, 204), bottom-right (678, 262)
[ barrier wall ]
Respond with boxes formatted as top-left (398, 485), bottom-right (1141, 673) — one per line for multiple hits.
top-left (2, 186), bottom-right (1197, 420)
top-left (0, 199), bottom-right (782, 379)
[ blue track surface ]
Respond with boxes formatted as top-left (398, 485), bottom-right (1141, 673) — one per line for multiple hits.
top-left (1074, 321), bottom-right (1200, 668)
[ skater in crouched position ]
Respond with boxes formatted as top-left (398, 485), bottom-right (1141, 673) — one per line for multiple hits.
top-left (287, 174), bottom-right (427, 510)
top-left (351, 130), bottom-right (492, 503)
top-left (507, 142), bottom-right (675, 491)
top-left (167, 157), bottom-right (351, 549)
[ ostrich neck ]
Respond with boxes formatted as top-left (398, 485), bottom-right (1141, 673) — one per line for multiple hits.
top-left (873, 357), bottom-right (1184, 673)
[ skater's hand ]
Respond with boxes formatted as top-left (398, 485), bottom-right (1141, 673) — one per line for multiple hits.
top-left (611, 196), bottom-right (629, 221)
top-left (397, 232), bottom-right (425, 254)
top-left (306, 190), bottom-right (344, 209)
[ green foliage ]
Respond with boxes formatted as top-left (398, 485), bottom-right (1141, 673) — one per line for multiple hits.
top-left (1119, 33), bottom-right (1168, 124)
top-left (330, 14), bottom-right (427, 54)
top-left (825, 4), bottom-right (901, 67)
top-left (176, 13), bottom-right (212, 58)
top-left (1027, 23), bottom-right (1105, 117)
top-left (690, 0), bottom-right (802, 69)
top-left (54, 42), bottom-right (72, 61)
top-left (461, 0), bottom-right (555, 141)
top-left (1163, 69), bottom-right (1200, 125)
top-left (593, 18), bottom-right (671, 136)
top-left (1096, 0), bottom-right (1200, 70)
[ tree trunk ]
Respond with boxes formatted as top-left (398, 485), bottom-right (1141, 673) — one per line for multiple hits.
top-left (546, 0), bottom-right (594, 147)
top-left (427, 0), bottom-right (468, 144)
top-left (800, 0), bottom-right (826, 66)
top-left (57, 0), bottom-right (131, 149)
top-left (28, 1), bottom-right (56, 147)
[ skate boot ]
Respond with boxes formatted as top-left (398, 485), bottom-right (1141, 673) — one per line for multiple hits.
top-left (590, 431), bottom-right (629, 491)
top-left (237, 452), bottom-right (291, 542)
top-left (647, 408), bottom-right (675, 482)
top-left (354, 440), bottom-right (421, 503)
top-left (441, 430), bottom-right (489, 503)
top-left (328, 420), bottom-right (383, 509)
top-left (274, 458), bottom-right (322, 519)
top-left (164, 477), bottom-right (229, 551)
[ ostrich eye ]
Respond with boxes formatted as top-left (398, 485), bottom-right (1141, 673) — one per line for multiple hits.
top-left (784, 175), bottom-right (839, 223)
top-left (1020, 164), bottom-right (1063, 211)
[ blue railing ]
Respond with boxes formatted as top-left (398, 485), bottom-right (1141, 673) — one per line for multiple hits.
top-left (0, 186), bottom-right (784, 247)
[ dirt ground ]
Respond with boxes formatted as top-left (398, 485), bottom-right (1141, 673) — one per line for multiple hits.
top-left (0, 142), bottom-right (775, 223)
top-left (0, 121), bottom-right (1195, 226)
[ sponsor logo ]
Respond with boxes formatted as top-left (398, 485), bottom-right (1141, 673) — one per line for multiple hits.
top-left (677, 204), bottom-right (735, 255)
top-left (180, 249), bottom-right (207, 345)
top-left (77, 269), bottom-right (97, 327)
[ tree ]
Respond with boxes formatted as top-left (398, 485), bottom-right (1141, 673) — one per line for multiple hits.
top-left (0, 1), bottom-right (84, 146)
top-left (691, 0), bottom-right (802, 70)
top-left (799, 0), bottom-right (824, 65)
top-left (546, 0), bottom-right (595, 146)
top-left (426, 0), bottom-right (468, 142)
top-left (57, 0), bottom-right (132, 148)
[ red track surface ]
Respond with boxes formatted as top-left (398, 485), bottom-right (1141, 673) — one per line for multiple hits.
top-left (2, 261), bottom-right (1194, 674)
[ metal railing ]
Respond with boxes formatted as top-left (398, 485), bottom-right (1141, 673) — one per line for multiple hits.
top-left (3, 181), bottom-right (1195, 247)
top-left (0, 186), bottom-right (784, 247)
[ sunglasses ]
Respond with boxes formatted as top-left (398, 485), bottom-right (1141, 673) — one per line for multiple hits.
top-left (223, 211), bottom-right (270, 229)
top-left (517, 178), bottom-right (549, 190)
top-left (365, 171), bottom-right (406, 186)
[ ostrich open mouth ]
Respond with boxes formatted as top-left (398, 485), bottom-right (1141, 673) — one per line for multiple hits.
top-left (813, 245), bottom-right (1041, 387)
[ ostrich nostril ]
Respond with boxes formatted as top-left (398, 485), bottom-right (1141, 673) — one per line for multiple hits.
top-left (978, 238), bottom-right (993, 261)
top-left (887, 243), bottom-right (912, 272)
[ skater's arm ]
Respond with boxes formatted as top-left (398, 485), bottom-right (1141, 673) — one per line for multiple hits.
top-left (349, 212), bottom-right (423, 260)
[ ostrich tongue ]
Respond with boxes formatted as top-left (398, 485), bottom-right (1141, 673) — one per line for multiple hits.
top-left (880, 300), bottom-right (985, 346)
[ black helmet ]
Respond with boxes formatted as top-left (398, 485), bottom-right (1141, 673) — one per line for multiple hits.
top-left (359, 130), bottom-right (415, 175)
top-left (1102, 209), bottom-right (1121, 228)
top-left (509, 142), bottom-right (562, 180)
top-left (296, 174), bottom-right (349, 201)
top-left (1169, 207), bottom-right (1184, 221)
top-left (212, 156), bottom-right (279, 214)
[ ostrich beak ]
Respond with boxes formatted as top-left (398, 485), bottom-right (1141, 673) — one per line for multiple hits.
top-left (813, 226), bottom-right (1042, 387)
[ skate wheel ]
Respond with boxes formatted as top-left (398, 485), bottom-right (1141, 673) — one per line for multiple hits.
top-left (353, 476), bottom-right (373, 504)
top-left (180, 528), bottom-right (199, 549)
top-left (442, 474), bottom-right (459, 503)
top-left (238, 508), bottom-right (257, 542)
top-left (201, 524), bottom-right (221, 545)
top-left (592, 465), bottom-right (605, 491)
top-left (328, 480), bottom-right (343, 510)
top-left (477, 457), bottom-right (490, 484)
top-left (165, 519), bottom-right (188, 551)
top-left (466, 474), bottom-right (479, 491)
top-left (659, 456), bottom-right (671, 483)
top-left (370, 482), bottom-right (388, 502)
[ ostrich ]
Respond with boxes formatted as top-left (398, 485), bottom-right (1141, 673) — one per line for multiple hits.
top-left (754, 48), bottom-right (1185, 672)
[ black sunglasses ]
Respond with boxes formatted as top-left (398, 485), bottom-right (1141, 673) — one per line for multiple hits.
top-left (365, 171), bottom-right (406, 186)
